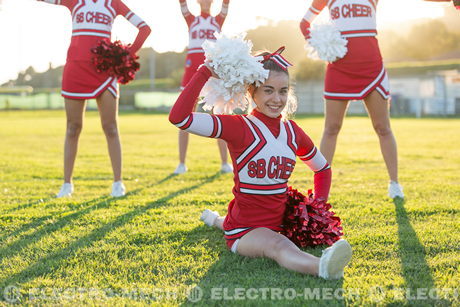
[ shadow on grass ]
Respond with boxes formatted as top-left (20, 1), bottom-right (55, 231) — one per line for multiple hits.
top-left (4, 173), bottom-right (179, 214)
top-left (0, 215), bottom-right (53, 243)
top-left (0, 174), bottom-right (177, 266)
top-left (393, 198), bottom-right (446, 304)
top-left (0, 172), bottom-right (221, 291)
top-left (2, 197), bottom-right (54, 214)
top-left (178, 227), bottom-right (346, 307)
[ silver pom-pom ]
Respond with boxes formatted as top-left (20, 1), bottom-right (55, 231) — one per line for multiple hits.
top-left (199, 33), bottom-right (269, 114)
top-left (305, 23), bottom-right (348, 63)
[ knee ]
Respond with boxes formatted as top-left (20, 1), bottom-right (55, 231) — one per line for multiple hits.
top-left (373, 123), bottom-right (392, 137)
top-left (66, 121), bottom-right (82, 138)
top-left (324, 123), bottom-right (342, 137)
top-left (102, 122), bottom-right (119, 138)
top-left (266, 235), bottom-right (290, 260)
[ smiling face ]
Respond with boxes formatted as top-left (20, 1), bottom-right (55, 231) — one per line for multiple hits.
top-left (252, 71), bottom-right (289, 118)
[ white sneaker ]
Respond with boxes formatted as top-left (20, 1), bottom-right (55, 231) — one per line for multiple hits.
top-left (200, 209), bottom-right (219, 227)
top-left (388, 181), bottom-right (404, 199)
top-left (111, 181), bottom-right (126, 197)
top-left (318, 239), bottom-right (352, 280)
top-left (220, 163), bottom-right (233, 173)
top-left (173, 163), bottom-right (187, 174)
top-left (56, 183), bottom-right (73, 198)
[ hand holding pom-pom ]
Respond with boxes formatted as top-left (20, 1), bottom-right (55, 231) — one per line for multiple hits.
top-left (283, 187), bottom-right (343, 247)
top-left (91, 40), bottom-right (140, 84)
top-left (199, 33), bottom-right (269, 114)
top-left (305, 23), bottom-right (348, 63)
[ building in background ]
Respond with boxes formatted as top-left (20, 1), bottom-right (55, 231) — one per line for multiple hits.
top-left (295, 69), bottom-right (460, 117)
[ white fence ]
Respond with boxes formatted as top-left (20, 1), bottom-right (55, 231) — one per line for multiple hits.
top-left (2, 70), bottom-right (460, 116)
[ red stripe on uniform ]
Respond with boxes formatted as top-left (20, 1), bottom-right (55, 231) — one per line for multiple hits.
top-left (72, 29), bottom-right (111, 35)
top-left (210, 18), bottom-right (221, 31)
top-left (377, 85), bottom-right (390, 96)
top-left (328, 0), bottom-right (338, 8)
top-left (284, 122), bottom-right (297, 155)
top-left (341, 29), bottom-right (377, 35)
top-left (239, 182), bottom-right (287, 190)
top-left (224, 229), bottom-right (253, 240)
top-left (181, 114), bottom-right (194, 130)
top-left (210, 116), bottom-right (219, 138)
top-left (236, 120), bottom-right (267, 172)
top-left (309, 7), bottom-right (319, 15)
top-left (104, 0), bottom-right (116, 18)
top-left (72, 0), bottom-right (86, 18)
top-left (126, 12), bottom-right (134, 20)
top-left (190, 18), bottom-right (200, 29)
top-left (301, 147), bottom-right (317, 161)
top-left (315, 164), bottom-right (331, 174)
top-left (367, 0), bottom-right (377, 10)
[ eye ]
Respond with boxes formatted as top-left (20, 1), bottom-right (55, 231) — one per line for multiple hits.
top-left (264, 89), bottom-right (273, 94)
top-left (280, 89), bottom-right (288, 95)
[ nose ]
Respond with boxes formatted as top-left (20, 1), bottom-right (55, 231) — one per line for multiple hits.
top-left (273, 92), bottom-right (282, 103)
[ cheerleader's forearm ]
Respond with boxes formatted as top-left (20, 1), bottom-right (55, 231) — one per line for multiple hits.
top-left (129, 25), bottom-right (151, 55)
top-left (300, 0), bottom-right (327, 39)
top-left (170, 66), bottom-right (211, 125)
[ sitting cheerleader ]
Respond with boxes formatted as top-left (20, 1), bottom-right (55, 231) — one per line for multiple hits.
top-left (169, 40), bottom-right (352, 279)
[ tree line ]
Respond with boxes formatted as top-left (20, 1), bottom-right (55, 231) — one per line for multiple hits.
top-left (4, 13), bottom-right (460, 89)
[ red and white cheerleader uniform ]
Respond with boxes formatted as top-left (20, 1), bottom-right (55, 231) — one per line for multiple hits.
top-left (300, 0), bottom-right (390, 100)
top-left (37, 0), bottom-right (151, 99)
top-left (169, 66), bottom-right (332, 250)
top-left (179, 0), bottom-right (229, 89)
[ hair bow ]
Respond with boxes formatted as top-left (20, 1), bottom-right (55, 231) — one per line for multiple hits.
top-left (261, 46), bottom-right (293, 71)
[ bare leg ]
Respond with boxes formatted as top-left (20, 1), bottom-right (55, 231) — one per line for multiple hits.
top-left (63, 98), bottom-right (86, 183)
top-left (96, 90), bottom-right (122, 182)
top-left (363, 90), bottom-right (398, 182)
top-left (319, 99), bottom-right (349, 164)
top-left (217, 139), bottom-right (228, 164)
top-left (203, 214), bottom-right (351, 278)
top-left (237, 228), bottom-right (320, 275)
top-left (178, 130), bottom-right (189, 164)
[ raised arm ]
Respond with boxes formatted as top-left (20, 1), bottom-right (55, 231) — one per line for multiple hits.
top-left (169, 65), bottom-right (243, 143)
top-left (215, 0), bottom-right (230, 27)
top-left (179, 0), bottom-right (195, 27)
top-left (299, 0), bottom-right (327, 39)
top-left (116, 0), bottom-right (152, 54)
top-left (290, 121), bottom-right (331, 200)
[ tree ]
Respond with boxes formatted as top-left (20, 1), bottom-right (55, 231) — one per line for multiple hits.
top-left (295, 58), bottom-right (325, 81)
top-left (246, 20), bottom-right (307, 65)
top-left (404, 20), bottom-right (459, 60)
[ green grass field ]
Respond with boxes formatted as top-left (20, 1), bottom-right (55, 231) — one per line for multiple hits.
top-left (0, 111), bottom-right (458, 306)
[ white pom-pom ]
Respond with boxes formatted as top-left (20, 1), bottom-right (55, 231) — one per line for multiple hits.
top-left (305, 23), bottom-right (348, 62)
top-left (199, 33), bottom-right (269, 114)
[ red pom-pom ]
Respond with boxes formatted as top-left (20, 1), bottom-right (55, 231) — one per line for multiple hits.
top-left (283, 186), bottom-right (343, 247)
top-left (91, 40), bottom-right (140, 84)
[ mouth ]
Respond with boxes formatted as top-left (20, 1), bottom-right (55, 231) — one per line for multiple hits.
top-left (267, 105), bottom-right (283, 112)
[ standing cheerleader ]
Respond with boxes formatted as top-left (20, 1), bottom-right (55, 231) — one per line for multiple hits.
top-left (300, 0), bottom-right (404, 199)
top-left (169, 49), bottom-right (352, 279)
top-left (174, 0), bottom-right (232, 174)
top-left (37, 0), bottom-right (151, 197)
